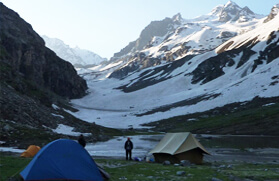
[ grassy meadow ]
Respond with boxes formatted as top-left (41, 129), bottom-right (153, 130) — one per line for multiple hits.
top-left (1, 152), bottom-right (278, 181)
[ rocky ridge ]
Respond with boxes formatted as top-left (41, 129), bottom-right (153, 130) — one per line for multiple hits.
top-left (112, 13), bottom-right (182, 60)
top-left (108, 1), bottom-right (264, 79)
top-left (42, 35), bottom-right (107, 68)
top-left (264, 4), bottom-right (279, 23)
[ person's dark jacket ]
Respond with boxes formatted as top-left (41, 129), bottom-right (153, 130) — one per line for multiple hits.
top-left (78, 135), bottom-right (86, 147)
top-left (124, 140), bottom-right (133, 150)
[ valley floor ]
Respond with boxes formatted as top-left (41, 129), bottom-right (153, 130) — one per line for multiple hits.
top-left (1, 150), bottom-right (279, 181)
top-left (2, 134), bottom-right (278, 164)
top-left (1, 134), bottom-right (279, 180)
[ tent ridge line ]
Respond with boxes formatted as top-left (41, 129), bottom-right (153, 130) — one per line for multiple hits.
top-left (172, 132), bottom-right (190, 155)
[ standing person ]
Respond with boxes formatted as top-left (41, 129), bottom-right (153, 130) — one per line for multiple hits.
top-left (78, 134), bottom-right (86, 148)
top-left (124, 137), bottom-right (133, 160)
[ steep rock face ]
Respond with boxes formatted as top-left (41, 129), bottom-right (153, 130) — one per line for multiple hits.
top-left (135, 13), bottom-right (182, 51)
top-left (0, 3), bottom-right (87, 98)
top-left (264, 4), bottom-right (279, 23)
top-left (0, 3), bottom-right (118, 148)
top-left (112, 13), bottom-right (182, 59)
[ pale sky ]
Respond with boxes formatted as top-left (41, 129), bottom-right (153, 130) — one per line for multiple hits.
top-left (1, 0), bottom-right (277, 59)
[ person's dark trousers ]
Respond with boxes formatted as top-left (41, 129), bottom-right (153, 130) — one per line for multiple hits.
top-left (126, 150), bottom-right (132, 160)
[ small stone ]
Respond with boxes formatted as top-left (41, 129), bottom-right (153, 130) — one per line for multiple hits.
top-left (180, 160), bottom-right (191, 166)
top-left (163, 160), bottom-right (171, 165)
top-left (119, 176), bottom-right (127, 180)
top-left (3, 124), bottom-right (12, 131)
top-left (212, 177), bottom-right (223, 181)
top-left (176, 171), bottom-right (186, 176)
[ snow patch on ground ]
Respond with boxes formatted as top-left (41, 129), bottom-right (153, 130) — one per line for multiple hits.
top-left (51, 113), bottom-right (64, 119)
top-left (52, 124), bottom-right (91, 136)
top-left (52, 104), bottom-right (60, 110)
top-left (0, 147), bottom-right (25, 153)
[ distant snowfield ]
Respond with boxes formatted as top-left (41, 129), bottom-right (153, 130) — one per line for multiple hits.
top-left (69, 12), bottom-right (279, 129)
top-left (69, 56), bottom-right (279, 129)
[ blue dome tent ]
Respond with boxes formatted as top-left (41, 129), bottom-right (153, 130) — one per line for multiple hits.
top-left (20, 139), bottom-right (104, 181)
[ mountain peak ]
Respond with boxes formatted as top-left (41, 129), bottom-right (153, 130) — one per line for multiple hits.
top-left (242, 6), bottom-right (254, 15)
top-left (224, 0), bottom-right (238, 8)
top-left (218, 0), bottom-right (256, 22)
top-left (264, 4), bottom-right (279, 23)
top-left (42, 35), bottom-right (107, 67)
top-left (210, 5), bottom-right (223, 15)
top-left (172, 13), bottom-right (182, 22)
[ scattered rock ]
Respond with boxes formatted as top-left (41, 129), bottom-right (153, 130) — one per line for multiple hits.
top-left (176, 171), bottom-right (186, 176)
top-left (3, 124), bottom-right (12, 131)
top-left (212, 177), bottom-right (223, 181)
top-left (180, 160), bottom-right (191, 166)
top-left (147, 176), bottom-right (154, 179)
top-left (119, 176), bottom-right (127, 180)
top-left (163, 160), bottom-right (171, 165)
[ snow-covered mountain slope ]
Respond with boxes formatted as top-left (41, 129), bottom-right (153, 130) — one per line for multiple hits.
top-left (108, 1), bottom-right (264, 79)
top-left (146, 0), bottom-right (263, 56)
top-left (69, 2), bottom-right (279, 129)
top-left (42, 35), bottom-right (107, 67)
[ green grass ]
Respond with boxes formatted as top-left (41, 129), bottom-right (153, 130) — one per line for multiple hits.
top-left (145, 101), bottom-right (279, 135)
top-left (97, 160), bottom-right (227, 181)
top-left (1, 153), bottom-right (278, 181)
top-left (221, 163), bottom-right (279, 181)
top-left (0, 153), bottom-right (31, 181)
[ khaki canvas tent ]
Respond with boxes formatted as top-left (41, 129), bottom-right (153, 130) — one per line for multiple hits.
top-left (21, 145), bottom-right (41, 158)
top-left (149, 132), bottom-right (210, 164)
